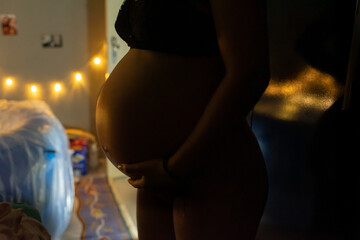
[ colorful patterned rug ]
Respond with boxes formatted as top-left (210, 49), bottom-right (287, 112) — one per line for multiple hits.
top-left (62, 176), bottom-right (133, 240)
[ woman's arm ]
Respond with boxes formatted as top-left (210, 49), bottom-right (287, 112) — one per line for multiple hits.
top-left (120, 0), bottom-right (270, 188)
top-left (167, 0), bottom-right (270, 178)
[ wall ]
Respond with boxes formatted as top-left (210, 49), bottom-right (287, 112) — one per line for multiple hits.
top-left (0, 0), bottom-right (92, 131)
top-left (106, 0), bottom-right (129, 74)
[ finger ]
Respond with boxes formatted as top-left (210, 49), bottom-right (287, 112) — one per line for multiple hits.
top-left (128, 176), bottom-right (145, 188)
top-left (118, 163), bottom-right (142, 179)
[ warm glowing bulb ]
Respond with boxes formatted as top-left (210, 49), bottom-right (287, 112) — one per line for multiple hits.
top-left (54, 83), bottom-right (61, 92)
top-left (94, 57), bottom-right (101, 65)
top-left (30, 85), bottom-right (37, 92)
top-left (75, 73), bottom-right (82, 81)
top-left (5, 78), bottom-right (13, 86)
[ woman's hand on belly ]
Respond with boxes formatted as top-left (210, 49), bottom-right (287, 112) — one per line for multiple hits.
top-left (119, 159), bottom-right (184, 191)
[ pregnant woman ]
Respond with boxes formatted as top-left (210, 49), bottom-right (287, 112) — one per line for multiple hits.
top-left (96, 0), bottom-right (269, 239)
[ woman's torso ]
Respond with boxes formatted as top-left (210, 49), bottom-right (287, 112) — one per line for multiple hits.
top-left (96, 0), bottom-right (262, 167)
top-left (96, 49), bottom-right (225, 164)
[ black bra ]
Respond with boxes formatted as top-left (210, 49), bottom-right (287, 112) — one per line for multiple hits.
top-left (115, 0), bottom-right (220, 56)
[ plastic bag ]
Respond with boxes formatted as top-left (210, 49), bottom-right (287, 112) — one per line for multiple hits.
top-left (0, 99), bottom-right (74, 239)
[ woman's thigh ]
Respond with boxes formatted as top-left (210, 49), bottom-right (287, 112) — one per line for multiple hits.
top-left (173, 134), bottom-right (268, 240)
top-left (136, 189), bottom-right (176, 240)
top-left (173, 175), bottom-right (267, 240)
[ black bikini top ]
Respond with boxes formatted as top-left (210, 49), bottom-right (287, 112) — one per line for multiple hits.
top-left (115, 0), bottom-right (220, 56)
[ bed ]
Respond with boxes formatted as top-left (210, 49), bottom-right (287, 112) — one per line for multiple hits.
top-left (0, 99), bottom-right (74, 239)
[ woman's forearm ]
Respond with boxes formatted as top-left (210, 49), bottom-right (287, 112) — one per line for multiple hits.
top-left (167, 70), bottom-right (269, 179)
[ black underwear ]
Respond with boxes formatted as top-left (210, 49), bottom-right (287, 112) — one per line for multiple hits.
top-left (115, 0), bottom-right (220, 57)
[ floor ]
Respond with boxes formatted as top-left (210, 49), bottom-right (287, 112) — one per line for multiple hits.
top-left (62, 158), bottom-right (138, 240)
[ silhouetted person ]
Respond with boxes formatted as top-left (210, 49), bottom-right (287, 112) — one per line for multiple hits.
top-left (96, 0), bottom-right (269, 239)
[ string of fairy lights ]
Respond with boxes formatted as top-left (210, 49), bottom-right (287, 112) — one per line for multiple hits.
top-left (1, 56), bottom-right (108, 99)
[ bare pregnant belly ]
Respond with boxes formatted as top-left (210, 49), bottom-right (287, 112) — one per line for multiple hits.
top-left (96, 49), bottom-right (224, 165)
